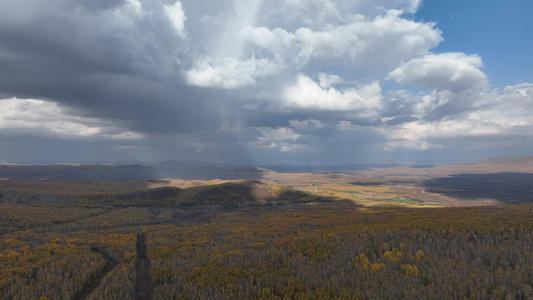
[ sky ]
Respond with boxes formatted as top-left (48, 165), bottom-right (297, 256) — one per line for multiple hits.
top-left (0, 0), bottom-right (532, 165)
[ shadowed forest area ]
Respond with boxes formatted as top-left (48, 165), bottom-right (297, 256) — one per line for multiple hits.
top-left (423, 173), bottom-right (533, 204)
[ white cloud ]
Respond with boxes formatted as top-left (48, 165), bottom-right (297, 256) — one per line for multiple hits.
top-left (403, 90), bottom-right (454, 116)
top-left (280, 0), bottom-right (422, 25)
top-left (0, 98), bottom-right (142, 140)
top-left (381, 83), bottom-right (533, 150)
top-left (199, 12), bottom-right (226, 27)
top-left (384, 140), bottom-right (441, 151)
top-left (503, 82), bottom-right (533, 98)
top-left (243, 9), bottom-right (441, 71)
top-left (241, 26), bottom-right (295, 59)
top-left (338, 120), bottom-right (359, 131)
top-left (279, 144), bottom-right (308, 152)
top-left (254, 127), bottom-right (308, 152)
top-left (185, 57), bottom-right (284, 89)
top-left (318, 73), bottom-right (342, 88)
top-left (348, 0), bottom-right (422, 15)
top-left (282, 75), bottom-right (382, 113)
top-left (164, 1), bottom-right (187, 38)
top-left (283, 0), bottom-right (342, 25)
top-left (125, 0), bottom-right (144, 18)
top-left (387, 52), bottom-right (488, 93)
top-left (384, 53), bottom-right (496, 120)
top-left (289, 119), bottom-right (324, 129)
top-left (258, 127), bottom-right (300, 141)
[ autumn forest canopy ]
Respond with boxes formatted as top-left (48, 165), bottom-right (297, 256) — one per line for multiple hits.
top-left (2, 157), bottom-right (533, 299)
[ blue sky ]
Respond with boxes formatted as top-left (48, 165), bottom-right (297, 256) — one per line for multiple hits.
top-left (0, 0), bottom-right (532, 165)
top-left (416, 0), bottom-right (533, 88)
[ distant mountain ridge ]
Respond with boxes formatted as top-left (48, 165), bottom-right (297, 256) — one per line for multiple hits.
top-left (0, 160), bottom-right (277, 181)
top-left (1, 155), bottom-right (533, 181)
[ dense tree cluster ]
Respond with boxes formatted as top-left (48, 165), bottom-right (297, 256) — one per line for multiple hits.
top-left (144, 204), bottom-right (533, 299)
top-left (85, 263), bottom-right (136, 300)
top-left (0, 242), bottom-right (105, 299)
top-left (2, 179), bottom-right (533, 299)
top-left (0, 204), bottom-right (137, 300)
top-left (0, 205), bottom-right (106, 234)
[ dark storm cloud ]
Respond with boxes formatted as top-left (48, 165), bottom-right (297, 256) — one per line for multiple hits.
top-left (239, 108), bottom-right (380, 129)
top-left (2, 0), bottom-right (428, 139)
top-left (1, 0), bottom-right (532, 165)
top-left (0, 0), bottom-right (224, 135)
top-left (0, 134), bottom-right (116, 163)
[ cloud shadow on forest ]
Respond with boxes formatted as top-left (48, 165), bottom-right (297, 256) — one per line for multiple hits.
top-left (422, 172), bottom-right (533, 204)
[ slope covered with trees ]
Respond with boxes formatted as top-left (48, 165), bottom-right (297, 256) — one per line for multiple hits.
top-left (1, 179), bottom-right (533, 299)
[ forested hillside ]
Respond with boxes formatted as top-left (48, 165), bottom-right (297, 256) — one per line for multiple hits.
top-left (2, 181), bottom-right (533, 299)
